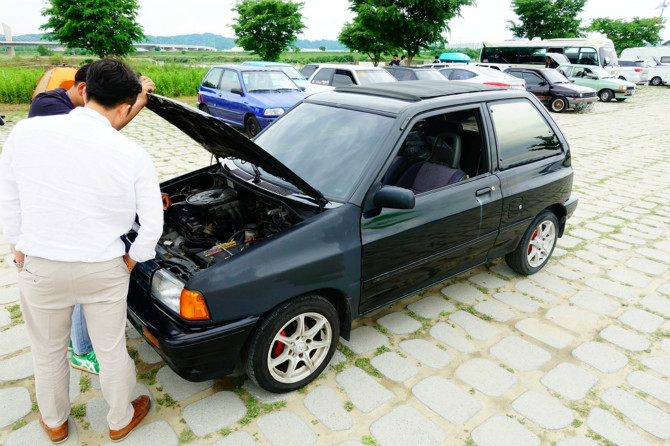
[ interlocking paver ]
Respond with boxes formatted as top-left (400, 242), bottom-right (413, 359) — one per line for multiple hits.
top-left (0, 352), bottom-right (33, 381)
top-left (625, 257), bottom-right (668, 275)
top-left (641, 356), bottom-right (670, 378)
top-left (493, 292), bottom-right (539, 313)
top-left (540, 362), bottom-right (598, 401)
top-left (489, 336), bottom-right (551, 372)
top-left (376, 312), bottom-right (421, 335)
top-left (370, 405), bottom-right (445, 446)
top-left (156, 366), bottom-right (212, 401)
top-left (514, 280), bottom-right (556, 302)
top-left (572, 341), bottom-right (628, 373)
top-left (303, 385), bottom-right (353, 432)
top-left (398, 339), bottom-right (451, 369)
top-left (586, 408), bottom-right (652, 446)
top-left (429, 321), bottom-right (476, 353)
top-left (607, 267), bottom-right (652, 288)
top-left (335, 367), bottom-right (393, 413)
top-left (449, 310), bottom-right (501, 341)
top-left (511, 390), bottom-right (574, 430)
top-left (0, 285), bottom-right (19, 304)
top-left (471, 415), bottom-right (540, 446)
top-left (639, 295), bottom-right (670, 317)
top-left (0, 308), bottom-right (10, 328)
top-left (0, 325), bottom-right (30, 357)
top-left (455, 358), bottom-right (517, 397)
top-left (87, 383), bottom-right (155, 433)
top-left (556, 438), bottom-right (599, 446)
top-left (339, 326), bottom-right (388, 354)
top-left (474, 299), bottom-right (514, 322)
top-left (584, 277), bottom-right (635, 300)
top-left (600, 325), bottom-right (650, 352)
top-left (515, 318), bottom-right (573, 349)
top-left (627, 371), bottom-right (670, 405)
top-left (0, 387), bottom-right (31, 429)
top-left (183, 391), bottom-right (246, 436)
top-left (618, 308), bottom-right (664, 333)
top-left (440, 282), bottom-right (482, 303)
top-left (406, 295), bottom-right (453, 318)
top-left (412, 376), bottom-right (481, 424)
top-left (4, 418), bottom-right (78, 446)
top-left (257, 411), bottom-right (317, 446)
top-left (601, 387), bottom-right (670, 439)
top-left (370, 352), bottom-right (417, 383)
top-left (569, 290), bottom-right (620, 315)
top-left (527, 272), bottom-right (575, 295)
top-left (468, 272), bottom-right (507, 289)
top-left (212, 431), bottom-right (257, 446)
top-left (546, 306), bottom-right (599, 333)
top-left (136, 341), bottom-right (163, 364)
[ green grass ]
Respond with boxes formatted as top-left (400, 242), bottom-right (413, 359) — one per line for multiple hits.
top-left (79, 374), bottom-right (91, 393)
top-left (70, 404), bottom-right (86, 419)
top-left (7, 304), bottom-right (22, 319)
top-left (0, 67), bottom-right (45, 103)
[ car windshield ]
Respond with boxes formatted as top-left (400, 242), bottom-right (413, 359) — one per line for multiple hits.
top-left (357, 70), bottom-right (397, 84)
top-left (251, 103), bottom-right (395, 201)
top-left (544, 69), bottom-right (570, 83)
top-left (279, 66), bottom-right (305, 80)
top-left (242, 71), bottom-right (300, 92)
top-left (414, 70), bottom-right (446, 80)
top-left (590, 66), bottom-right (613, 78)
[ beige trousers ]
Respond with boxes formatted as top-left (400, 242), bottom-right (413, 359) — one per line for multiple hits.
top-left (18, 256), bottom-right (136, 430)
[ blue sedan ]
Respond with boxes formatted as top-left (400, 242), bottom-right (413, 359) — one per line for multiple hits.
top-left (197, 65), bottom-right (306, 137)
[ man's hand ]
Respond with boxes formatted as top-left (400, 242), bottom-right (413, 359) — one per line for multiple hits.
top-left (123, 253), bottom-right (137, 272)
top-left (161, 192), bottom-right (171, 210)
top-left (136, 76), bottom-right (156, 108)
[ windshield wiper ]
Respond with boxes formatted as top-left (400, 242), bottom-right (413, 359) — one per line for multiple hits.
top-left (240, 159), bottom-right (262, 183)
top-left (276, 88), bottom-right (299, 91)
top-left (248, 89), bottom-right (274, 92)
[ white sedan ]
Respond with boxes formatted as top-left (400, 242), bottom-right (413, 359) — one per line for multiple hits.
top-left (439, 65), bottom-right (526, 90)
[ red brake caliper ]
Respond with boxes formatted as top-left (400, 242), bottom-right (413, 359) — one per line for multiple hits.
top-left (528, 230), bottom-right (538, 254)
top-left (273, 330), bottom-right (286, 357)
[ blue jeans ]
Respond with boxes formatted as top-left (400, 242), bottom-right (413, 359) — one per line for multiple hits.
top-left (70, 304), bottom-right (93, 356)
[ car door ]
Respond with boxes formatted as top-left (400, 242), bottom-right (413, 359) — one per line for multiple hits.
top-left (360, 106), bottom-right (502, 313)
top-left (521, 71), bottom-right (552, 105)
top-left (487, 98), bottom-right (572, 259)
top-left (199, 67), bottom-right (225, 119)
top-left (217, 69), bottom-right (246, 126)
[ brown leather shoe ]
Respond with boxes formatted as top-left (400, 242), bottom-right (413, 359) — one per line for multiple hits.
top-left (109, 395), bottom-right (151, 442)
top-left (39, 414), bottom-right (69, 444)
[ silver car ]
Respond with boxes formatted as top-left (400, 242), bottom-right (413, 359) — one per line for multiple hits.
top-left (439, 66), bottom-right (526, 90)
top-left (617, 59), bottom-right (649, 84)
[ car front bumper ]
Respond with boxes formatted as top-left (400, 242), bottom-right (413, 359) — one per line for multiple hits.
top-left (126, 280), bottom-right (258, 381)
top-left (614, 90), bottom-right (635, 99)
top-left (566, 97), bottom-right (598, 108)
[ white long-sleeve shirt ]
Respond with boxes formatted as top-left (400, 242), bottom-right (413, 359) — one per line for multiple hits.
top-left (0, 107), bottom-right (163, 263)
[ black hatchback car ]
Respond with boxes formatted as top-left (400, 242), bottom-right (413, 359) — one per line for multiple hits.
top-left (505, 67), bottom-right (597, 113)
top-left (128, 82), bottom-right (577, 393)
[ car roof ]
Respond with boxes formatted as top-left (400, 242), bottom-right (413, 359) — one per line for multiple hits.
top-left (242, 61), bottom-right (293, 67)
top-left (312, 63), bottom-right (386, 71)
top-left (385, 66), bottom-right (441, 71)
top-left (209, 64), bottom-right (282, 72)
top-left (506, 67), bottom-right (555, 73)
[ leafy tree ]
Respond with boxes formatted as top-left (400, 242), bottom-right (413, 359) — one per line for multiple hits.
top-left (319, 46), bottom-right (326, 51)
top-left (40, 0), bottom-right (145, 58)
top-left (338, 21), bottom-right (391, 66)
top-left (36, 44), bottom-right (51, 56)
top-left (232, 0), bottom-right (306, 61)
top-left (588, 17), bottom-right (666, 54)
top-left (345, 0), bottom-right (475, 65)
top-left (508, 0), bottom-right (586, 39)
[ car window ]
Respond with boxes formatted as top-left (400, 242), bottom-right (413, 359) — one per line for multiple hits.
top-left (522, 72), bottom-right (544, 85)
top-left (572, 67), bottom-right (585, 78)
top-left (301, 64), bottom-right (318, 78)
top-left (220, 69), bottom-right (241, 92)
top-left (489, 100), bottom-right (562, 170)
top-left (440, 69), bottom-right (454, 79)
top-left (253, 103), bottom-right (395, 201)
top-left (414, 70), bottom-right (445, 80)
top-left (334, 69), bottom-right (356, 86)
top-left (383, 108), bottom-right (488, 193)
top-left (202, 68), bottom-right (223, 89)
top-left (279, 66), bottom-right (304, 80)
top-left (242, 71), bottom-right (299, 91)
top-left (311, 68), bottom-right (334, 85)
top-left (357, 70), bottom-right (396, 84)
top-left (451, 69), bottom-right (476, 80)
top-left (396, 69), bottom-right (416, 81)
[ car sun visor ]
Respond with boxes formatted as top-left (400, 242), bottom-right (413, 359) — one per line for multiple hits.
top-left (146, 94), bottom-right (325, 206)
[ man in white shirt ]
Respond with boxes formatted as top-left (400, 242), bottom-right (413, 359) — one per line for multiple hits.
top-left (0, 57), bottom-right (163, 443)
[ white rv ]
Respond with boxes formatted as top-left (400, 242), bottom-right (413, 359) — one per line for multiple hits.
top-left (620, 47), bottom-right (670, 64)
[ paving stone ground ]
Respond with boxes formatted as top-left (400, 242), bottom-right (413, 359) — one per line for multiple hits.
top-left (2, 86), bottom-right (670, 445)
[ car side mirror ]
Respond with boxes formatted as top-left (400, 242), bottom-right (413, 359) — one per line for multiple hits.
top-left (300, 86), bottom-right (306, 91)
top-left (231, 87), bottom-right (243, 95)
top-left (604, 57), bottom-right (610, 65)
top-left (538, 81), bottom-right (547, 86)
top-left (373, 186), bottom-right (415, 209)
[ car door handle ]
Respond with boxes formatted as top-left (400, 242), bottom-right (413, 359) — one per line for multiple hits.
top-left (476, 187), bottom-right (493, 196)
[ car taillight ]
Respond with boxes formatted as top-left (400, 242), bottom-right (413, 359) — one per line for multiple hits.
top-left (180, 289), bottom-right (211, 320)
top-left (634, 68), bottom-right (643, 72)
top-left (484, 82), bottom-right (511, 88)
top-left (198, 93), bottom-right (203, 102)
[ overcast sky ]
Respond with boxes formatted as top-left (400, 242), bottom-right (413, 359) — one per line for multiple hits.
top-left (1, 0), bottom-right (668, 43)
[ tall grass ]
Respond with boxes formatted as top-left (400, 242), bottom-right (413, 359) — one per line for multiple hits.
top-left (0, 68), bottom-right (44, 104)
top-left (130, 63), bottom-right (209, 97)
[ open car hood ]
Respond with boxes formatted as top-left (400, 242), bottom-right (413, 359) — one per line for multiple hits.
top-left (146, 94), bottom-right (326, 206)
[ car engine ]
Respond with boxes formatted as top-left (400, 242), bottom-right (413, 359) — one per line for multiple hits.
top-left (155, 184), bottom-right (297, 279)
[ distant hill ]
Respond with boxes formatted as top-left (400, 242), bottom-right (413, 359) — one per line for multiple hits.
top-left (1, 33), bottom-right (348, 51)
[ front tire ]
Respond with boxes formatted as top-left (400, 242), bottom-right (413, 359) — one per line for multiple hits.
top-left (245, 116), bottom-right (261, 138)
top-left (549, 97), bottom-right (567, 113)
top-left (598, 89), bottom-right (613, 102)
top-left (650, 76), bottom-right (662, 86)
top-left (505, 210), bottom-right (558, 275)
top-left (244, 295), bottom-right (340, 393)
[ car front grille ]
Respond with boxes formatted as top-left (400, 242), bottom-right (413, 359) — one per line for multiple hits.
top-left (582, 92), bottom-right (597, 98)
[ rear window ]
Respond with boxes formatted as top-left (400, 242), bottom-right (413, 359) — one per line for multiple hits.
top-left (490, 100), bottom-right (562, 169)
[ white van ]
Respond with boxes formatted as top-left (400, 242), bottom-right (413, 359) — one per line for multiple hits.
top-left (620, 47), bottom-right (670, 64)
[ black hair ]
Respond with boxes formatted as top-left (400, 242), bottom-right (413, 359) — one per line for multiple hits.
top-left (85, 57), bottom-right (142, 109)
top-left (393, 54), bottom-right (398, 58)
top-left (74, 63), bottom-right (90, 85)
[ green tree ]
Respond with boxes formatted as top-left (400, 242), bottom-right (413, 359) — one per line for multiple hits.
top-left (319, 46), bottom-right (326, 51)
top-left (40, 0), bottom-right (145, 58)
top-left (232, 0), bottom-right (306, 61)
top-left (36, 44), bottom-right (51, 56)
top-left (345, 0), bottom-right (475, 65)
top-left (588, 17), bottom-right (666, 54)
top-left (338, 21), bottom-right (391, 66)
top-left (508, 0), bottom-right (586, 39)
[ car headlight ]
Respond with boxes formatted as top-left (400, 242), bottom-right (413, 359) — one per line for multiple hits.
top-left (264, 108), bottom-right (285, 116)
top-left (150, 269), bottom-right (184, 314)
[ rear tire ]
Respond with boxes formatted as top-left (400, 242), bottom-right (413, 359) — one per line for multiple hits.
top-left (598, 89), bottom-right (613, 102)
top-left (505, 210), bottom-right (558, 275)
top-left (549, 97), bottom-right (567, 113)
top-left (199, 104), bottom-right (211, 115)
top-left (244, 295), bottom-right (339, 393)
top-left (650, 76), bottom-right (663, 86)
